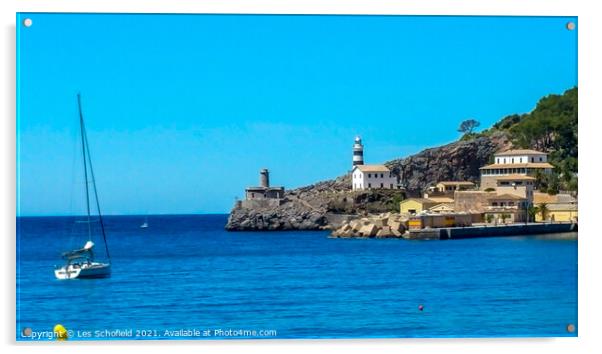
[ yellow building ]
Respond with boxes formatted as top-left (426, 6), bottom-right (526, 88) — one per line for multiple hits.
top-left (400, 198), bottom-right (439, 214)
top-left (400, 197), bottom-right (455, 214)
top-left (533, 192), bottom-right (578, 222)
top-left (535, 203), bottom-right (578, 222)
top-left (408, 213), bottom-right (473, 229)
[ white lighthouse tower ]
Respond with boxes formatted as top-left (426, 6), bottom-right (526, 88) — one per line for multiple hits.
top-left (352, 136), bottom-right (364, 167)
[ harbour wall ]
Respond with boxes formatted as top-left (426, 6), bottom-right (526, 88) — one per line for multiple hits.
top-left (408, 222), bottom-right (577, 240)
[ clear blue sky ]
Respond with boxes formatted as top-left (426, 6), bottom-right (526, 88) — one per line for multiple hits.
top-left (16, 14), bottom-right (577, 216)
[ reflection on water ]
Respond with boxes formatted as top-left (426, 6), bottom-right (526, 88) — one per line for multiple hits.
top-left (531, 232), bottom-right (578, 240)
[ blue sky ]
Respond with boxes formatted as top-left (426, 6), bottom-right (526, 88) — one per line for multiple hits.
top-left (16, 14), bottom-right (577, 216)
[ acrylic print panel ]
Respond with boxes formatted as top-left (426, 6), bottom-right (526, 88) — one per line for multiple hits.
top-left (16, 13), bottom-right (578, 341)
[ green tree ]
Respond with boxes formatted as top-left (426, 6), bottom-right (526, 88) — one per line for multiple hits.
top-left (527, 205), bottom-right (539, 223)
top-left (545, 173), bottom-right (561, 195)
top-left (508, 87), bottom-right (577, 174)
top-left (493, 114), bottom-right (523, 130)
top-left (567, 175), bottom-right (578, 192)
top-left (389, 194), bottom-right (404, 213)
top-left (458, 119), bottom-right (481, 135)
top-left (486, 214), bottom-right (494, 224)
top-left (487, 87), bottom-right (578, 180)
top-left (538, 203), bottom-right (549, 221)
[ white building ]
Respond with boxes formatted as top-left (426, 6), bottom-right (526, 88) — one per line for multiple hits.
top-left (480, 149), bottom-right (553, 190)
top-left (352, 165), bottom-right (398, 191)
top-left (493, 149), bottom-right (548, 164)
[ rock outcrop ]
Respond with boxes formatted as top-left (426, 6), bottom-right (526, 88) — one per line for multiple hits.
top-left (225, 133), bottom-right (511, 231)
top-left (226, 197), bottom-right (329, 231)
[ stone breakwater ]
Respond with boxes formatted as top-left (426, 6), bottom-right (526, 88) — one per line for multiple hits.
top-left (331, 213), bottom-right (409, 238)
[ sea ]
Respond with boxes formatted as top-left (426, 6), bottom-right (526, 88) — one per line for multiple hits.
top-left (16, 214), bottom-right (578, 340)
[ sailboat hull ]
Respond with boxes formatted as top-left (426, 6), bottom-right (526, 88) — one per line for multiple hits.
top-left (55, 262), bottom-right (111, 280)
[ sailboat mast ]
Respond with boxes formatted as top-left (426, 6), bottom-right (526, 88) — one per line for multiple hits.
top-left (82, 120), bottom-right (111, 260)
top-left (78, 94), bottom-right (111, 260)
top-left (77, 93), bottom-right (92, 241)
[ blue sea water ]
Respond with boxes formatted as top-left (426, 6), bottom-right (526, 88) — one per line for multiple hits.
top-left (16, 214), bottom-right (577, 340)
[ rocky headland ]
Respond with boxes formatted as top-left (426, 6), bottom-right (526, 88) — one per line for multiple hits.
top-left (225, 132), bottom-right (511, 232)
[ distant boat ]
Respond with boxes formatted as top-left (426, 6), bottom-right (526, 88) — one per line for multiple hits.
top-left (54, 94), bottom-right (111, 280)
top-left (140, 216), bottom-right (149, 229)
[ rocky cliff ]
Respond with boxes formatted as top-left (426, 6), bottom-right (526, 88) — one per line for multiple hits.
top-left (225, 132), bottom-right (512, 231)
top-left (386, 132), bottom-right (511, 196)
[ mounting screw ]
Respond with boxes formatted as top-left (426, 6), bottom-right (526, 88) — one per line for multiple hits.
top-left (23, 18), bottom-right (32, 27)
top-left (566, 22), bottom-right (575, 31)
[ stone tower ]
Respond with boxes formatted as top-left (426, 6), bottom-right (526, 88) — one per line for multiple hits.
top-left (353, 136), bottom-right (364, 167)
top-left (259, 168), bottom-right (270, 188)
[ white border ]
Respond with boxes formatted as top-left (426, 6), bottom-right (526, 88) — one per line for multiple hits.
top-left (3, 1), bottom-right (602, 354)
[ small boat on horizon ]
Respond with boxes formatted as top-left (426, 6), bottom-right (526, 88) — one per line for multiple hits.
top-left (140, 216), bottom-right (149, 229)
top-left (55, 94), bottom-right (111, 280)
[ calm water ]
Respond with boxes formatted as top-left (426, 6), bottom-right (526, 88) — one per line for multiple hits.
top-left (16, 214), bottom-right (577, 340)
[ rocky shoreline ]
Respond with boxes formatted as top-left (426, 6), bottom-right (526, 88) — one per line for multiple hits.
top-left (226, 203), bottom-right (329, 231)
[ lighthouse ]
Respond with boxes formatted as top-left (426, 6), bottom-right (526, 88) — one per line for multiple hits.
top-left (352, 136), bottom-right (364, 167)
top-left (259, 168), bottom-right (270, 188)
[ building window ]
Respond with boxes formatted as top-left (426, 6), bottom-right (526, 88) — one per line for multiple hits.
top-left (519, 158), bottom-right (522, 163)
top-left (368, 183), bottom-right (371, 188)
top-left (381, 173), bottom-right (384, 178)
top-left (380, 183), bottom-right (384, 188)
top-left (511, 158), bottom-right (514, 163)
top-left (531, 157), bottom-right (534, 162)
top-left (539, 157), bottom-right (543, 162)
top-left (503, 158), bottom-right (506, 163)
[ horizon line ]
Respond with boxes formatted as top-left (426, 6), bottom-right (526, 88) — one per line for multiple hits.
top-left (16, 212), bottom-right (230, 218)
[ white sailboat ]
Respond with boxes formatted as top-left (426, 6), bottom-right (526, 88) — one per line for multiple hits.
top-left (55, 94), bottom-right (111, 280)
top-left (140, 216), bottom-right (149, 229)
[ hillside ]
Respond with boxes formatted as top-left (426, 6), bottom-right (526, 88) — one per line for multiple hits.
top-left (481, 87), bottom-right (578, 192)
